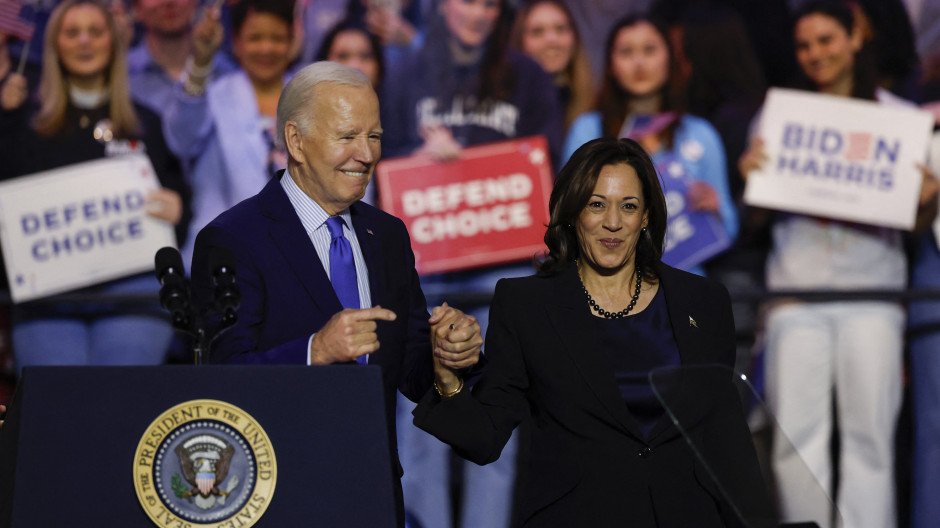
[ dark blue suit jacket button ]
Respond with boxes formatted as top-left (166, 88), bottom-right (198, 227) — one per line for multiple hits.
top-left (637, 447), bottom-right (652, 458)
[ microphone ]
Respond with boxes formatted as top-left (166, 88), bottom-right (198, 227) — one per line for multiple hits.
top-left (154, 246), bottom-right (191, 329)
top-left (209, 246), bottom-right (240, 327)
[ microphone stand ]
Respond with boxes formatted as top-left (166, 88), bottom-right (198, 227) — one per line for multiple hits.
top-left (156, 247), bottom-right (241, 366)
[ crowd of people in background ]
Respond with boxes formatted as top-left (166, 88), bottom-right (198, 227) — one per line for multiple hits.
top-left (2, 0), bottom-right (940, 527)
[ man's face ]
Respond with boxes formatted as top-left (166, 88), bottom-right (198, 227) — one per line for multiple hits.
top-left (133, 0), bottom-right (197, 37)
top-left (288, 83), bottom-right (382, 216)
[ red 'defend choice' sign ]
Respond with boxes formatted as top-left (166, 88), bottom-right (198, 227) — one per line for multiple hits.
top-left (377, 136), bottom-right (553, 275)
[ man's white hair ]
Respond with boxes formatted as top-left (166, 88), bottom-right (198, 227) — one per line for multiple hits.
top-left (275, 61), bottom-right (374, 146)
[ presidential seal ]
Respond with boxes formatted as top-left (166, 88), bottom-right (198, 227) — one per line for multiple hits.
top-left (133, 400), bottom-right (276, 527)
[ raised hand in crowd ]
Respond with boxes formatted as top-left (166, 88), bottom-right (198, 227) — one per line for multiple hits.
top-left (192, 5), bottom-right (224, 70)
top-left (109, 0), bottom-right (134, 50)
top-left (0, 72), bottom-right (27, 111)
top-left (365, 3), bottom-right (416, 47)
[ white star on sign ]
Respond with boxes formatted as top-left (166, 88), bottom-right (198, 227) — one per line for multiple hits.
top-left (529, 148), bottom-right (547, 166)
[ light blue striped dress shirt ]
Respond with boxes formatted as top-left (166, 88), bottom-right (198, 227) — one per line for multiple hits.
top-left (280, 172), bottom-right (373, 363)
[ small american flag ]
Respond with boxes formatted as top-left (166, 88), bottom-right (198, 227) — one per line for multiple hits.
top-left (844, 132), bottom-right (872, 161)
top-left (0, 0), bottom-right (35, 42)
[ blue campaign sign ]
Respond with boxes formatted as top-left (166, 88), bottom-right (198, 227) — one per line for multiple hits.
top-left (657, 155), bottom-right (731, 271)
top-left (744, 88), bottom-right (932, 229)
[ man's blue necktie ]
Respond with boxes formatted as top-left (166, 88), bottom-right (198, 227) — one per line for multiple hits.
top-left (326, 216), bottom-right (365, 364)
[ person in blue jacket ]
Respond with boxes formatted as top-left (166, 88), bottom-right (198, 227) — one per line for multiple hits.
top-left (562, 14), bottom-right (737, 276)
top-left (162, 0), bottom-right (295, 269)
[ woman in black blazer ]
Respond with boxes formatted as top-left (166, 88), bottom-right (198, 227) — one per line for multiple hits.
top-left (415, 137), bottom-right (772, 527)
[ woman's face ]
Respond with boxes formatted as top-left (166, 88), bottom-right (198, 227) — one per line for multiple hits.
top-left (440, 0), bottom-right (501, 49)
top-left (327, 30), bottom-right (380, 86)
top-left (576, 163), bottom-right (649, 273)
top-left (232, 11), bottom-right (292, 86)
top-left (609, 21), bottom-right (669, 98)
top-left (57, 4), bottom-right (113, 82)
top-left (794, 13), bottom-right (860, 92)
top-left (521, 3), bottom-right (575, 76)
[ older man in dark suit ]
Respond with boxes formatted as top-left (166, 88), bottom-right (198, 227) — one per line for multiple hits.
top-left (190, 61), bottom-right (482, 526)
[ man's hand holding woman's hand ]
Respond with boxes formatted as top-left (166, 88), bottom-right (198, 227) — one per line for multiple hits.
top-left (428, 302), bottom-right (483, 394)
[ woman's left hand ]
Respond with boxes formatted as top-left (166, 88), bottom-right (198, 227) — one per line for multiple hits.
top-left (429, 303), bottom-right (483, 369)
top-left (687, 180), bottom-right (720, 213)
top-left (145, 188), bottom-right (183, 225)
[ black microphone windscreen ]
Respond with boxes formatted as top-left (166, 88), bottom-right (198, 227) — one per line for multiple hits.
top-left (209, 246), bottom-right (237, 277)
top-left (155, 246), bottom-right (185, 281)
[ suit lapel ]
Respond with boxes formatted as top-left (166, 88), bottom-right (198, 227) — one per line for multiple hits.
top-left (259, 173), bottom-right (342, 316)
top-left (547, 267), bottom-right (647, 441)
top-left (350, 204), bottom-right (383, 306)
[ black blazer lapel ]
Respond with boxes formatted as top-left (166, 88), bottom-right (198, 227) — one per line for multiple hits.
top-left (546, 267), bottom-right (647, 441)
top-left (258, 173), bottom-right (343, 316)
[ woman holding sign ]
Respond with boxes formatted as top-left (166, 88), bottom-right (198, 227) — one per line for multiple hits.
top-left (0, 0), bottom-right (188, 369)
top-left (737, 2), bottom-right (938, 527)
top-left (416, 137), bottom-right (772, 527)
top-left (561, 14), bottom-right (738, 277)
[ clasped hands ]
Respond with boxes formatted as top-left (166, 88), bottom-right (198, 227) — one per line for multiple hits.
top-left (308, 303), bottom-right (483, 376)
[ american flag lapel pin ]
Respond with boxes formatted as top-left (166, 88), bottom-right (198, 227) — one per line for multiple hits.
top-left (689, 315), bottom-right (698, 328)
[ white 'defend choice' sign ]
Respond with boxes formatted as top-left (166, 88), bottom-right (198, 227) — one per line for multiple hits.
top-left (744, 88), bottom-right (933, 230)
top-left (0, 154), bottom-right (176, 303)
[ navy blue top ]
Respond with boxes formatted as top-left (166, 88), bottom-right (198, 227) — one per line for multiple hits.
top-left (596, 287), bottom-right (680, 438)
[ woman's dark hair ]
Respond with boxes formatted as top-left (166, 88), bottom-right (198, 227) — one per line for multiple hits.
top-left (231, 0), bottom-right (295, 36)
top-left (315, 19), bottom-right (385, 91)
top-left (537, 137), bottom-right (666, 279)
top-left (596, 14), bottom-right (686, 147)
top-left (423, 0), bottom-right (515, 104)
top-left (791, 0), bottom-right (877, 100)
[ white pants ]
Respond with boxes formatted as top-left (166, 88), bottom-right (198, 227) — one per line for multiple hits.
top-left (764, 302), bottom-right (903, 528)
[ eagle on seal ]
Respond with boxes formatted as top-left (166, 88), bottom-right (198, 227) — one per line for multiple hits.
top-left (175, 434), bottom-right (235, 499)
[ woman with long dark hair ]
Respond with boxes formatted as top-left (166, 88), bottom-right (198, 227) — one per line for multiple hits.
top-left (416, 137), bottom-right (772, 527)
top-left (563, 14), bottom-right (737, 276)
top-left (382, 0), bottom-right (562, 161)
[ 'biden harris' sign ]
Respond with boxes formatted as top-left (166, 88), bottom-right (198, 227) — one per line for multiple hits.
top-left (0, 154), bottom-right (176, 303)
top-left (743, 88), bottom-right (933, 230)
